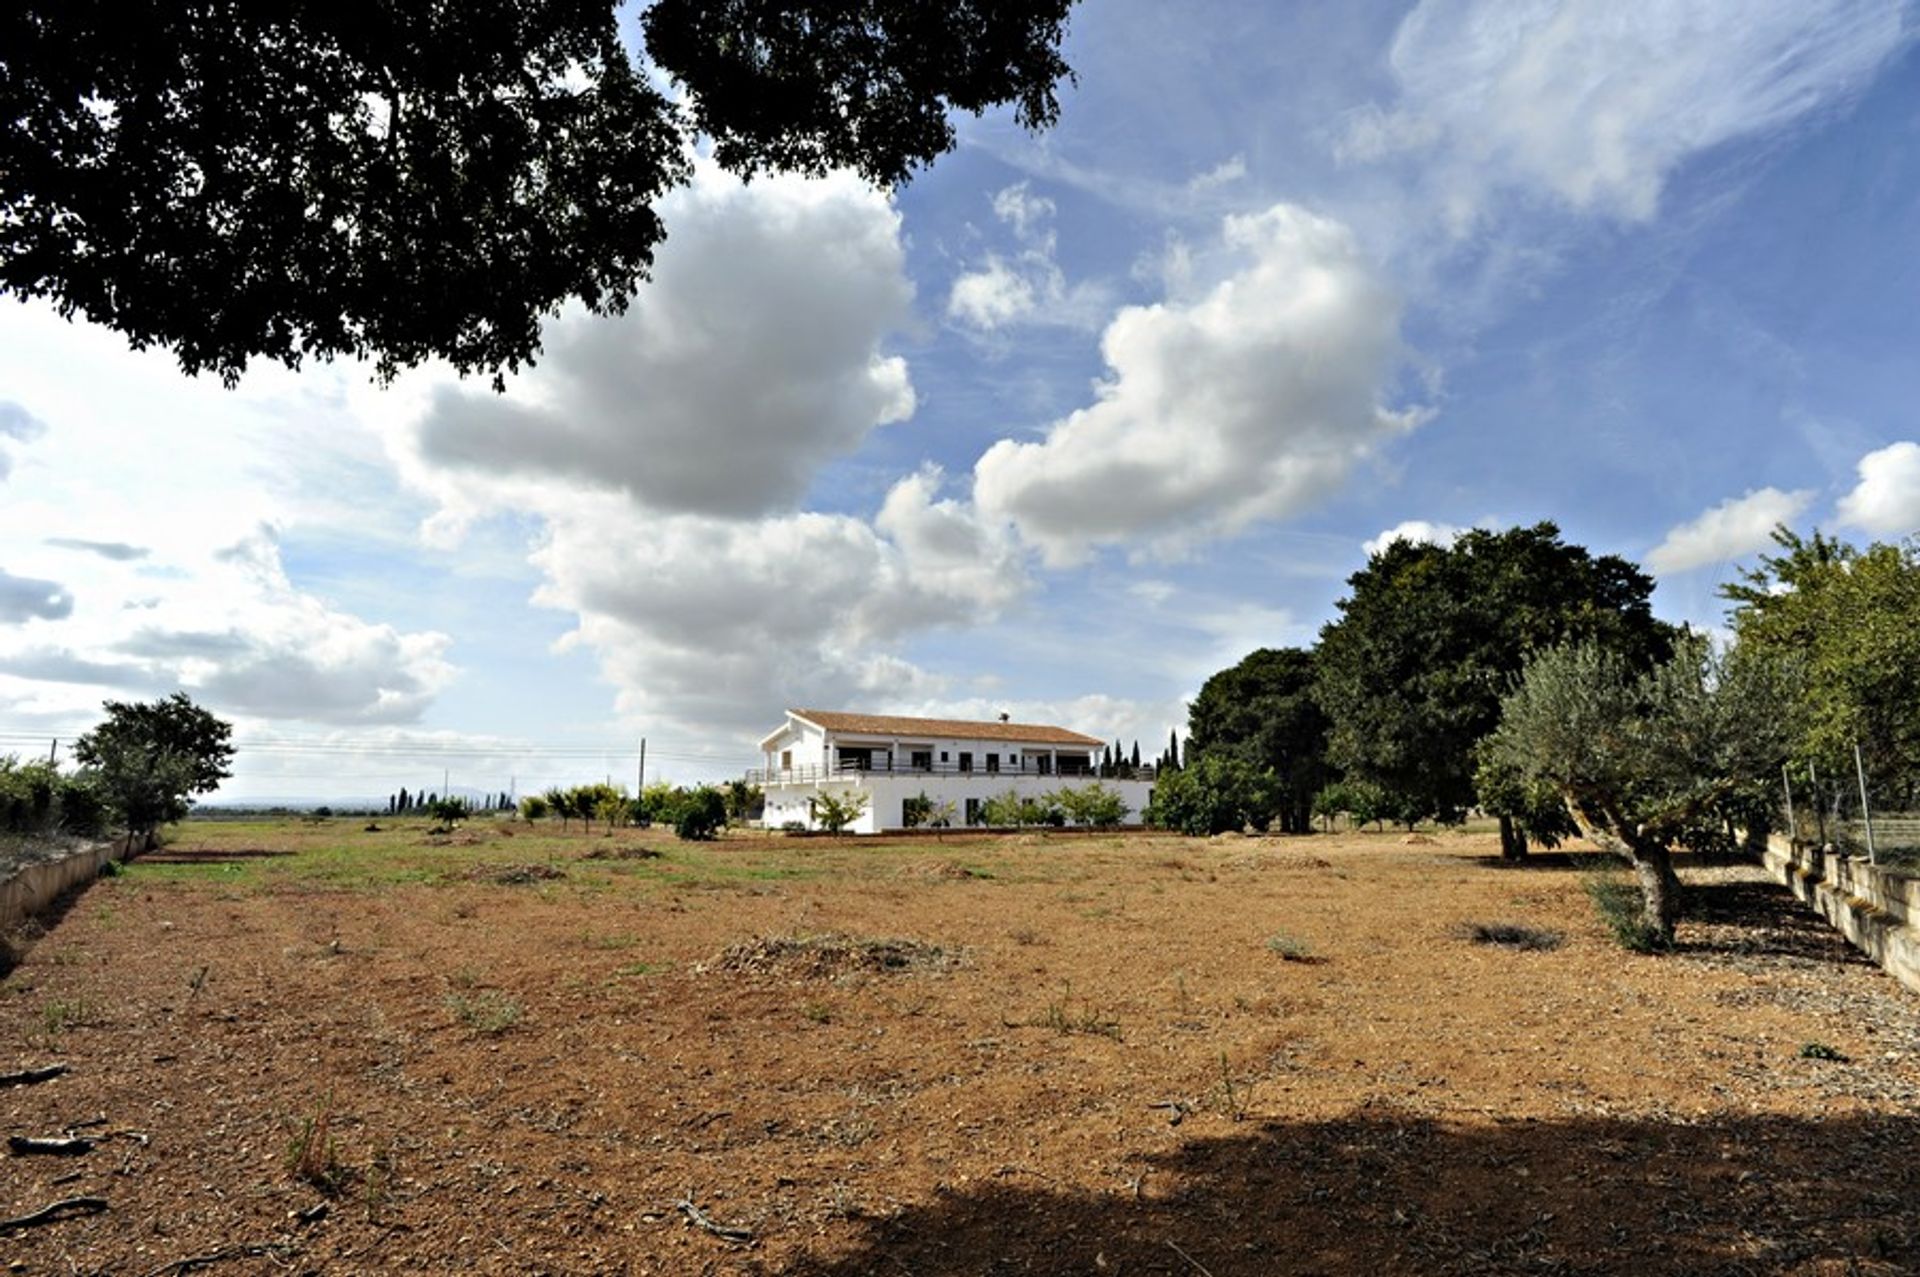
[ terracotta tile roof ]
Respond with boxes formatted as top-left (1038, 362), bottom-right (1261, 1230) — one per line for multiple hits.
top-left (790, 709), bottom-right (1103, 748)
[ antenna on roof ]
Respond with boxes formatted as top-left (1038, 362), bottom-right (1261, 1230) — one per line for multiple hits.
top-left (999, 711), bottom-right (1010, 722)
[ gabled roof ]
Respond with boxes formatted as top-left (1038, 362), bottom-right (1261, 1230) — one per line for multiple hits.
top-left (787, 708), bottom-right (1103, 748)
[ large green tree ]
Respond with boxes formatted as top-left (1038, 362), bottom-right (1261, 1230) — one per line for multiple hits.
top-left (1723, 528), bottom-right (1920, 815)
top-left (1486, 640), bottom-right (1795, 944)
top-left (1314, 523), bottom-right (1671, 856)
top-left (71, 692), bottom-right (234, 852)
top-left (1187, 647), bottom-right (1330, 834)
top-left (1, 1), bottom-right (1075, 385)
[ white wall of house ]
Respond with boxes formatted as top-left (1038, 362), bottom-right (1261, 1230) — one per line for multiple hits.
top-left (756, 711), bottom-right (1152, 833)
top-left (764, 773), bottom-right (1155, 834)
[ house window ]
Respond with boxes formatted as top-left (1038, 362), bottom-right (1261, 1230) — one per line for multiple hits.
top-left (959, 751), bottom-right (973, 773)
top-left (985, 753), bottom-right (999, 774)
top-left (940, 751), bottom-right (949, 762)
top-left (1035, 754), bottom-right (1053, 775)
top-left (965, 797), bottom-right (983, 826)
top-left (911, 750), bottom-right (932, 771)
top-left (781, 749), bottom-right (792, 770)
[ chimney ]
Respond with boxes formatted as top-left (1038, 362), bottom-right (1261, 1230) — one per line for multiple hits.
top-left (998, 711), bottom-right (1011, 723)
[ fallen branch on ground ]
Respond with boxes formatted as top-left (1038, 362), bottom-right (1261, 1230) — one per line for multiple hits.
top-left (8, 1134), bottom-right (96, 1155)
top-left (1166, 1239), bottom-right (1217, 1276)
top-left (0, 1064), bottom-right (69, 1087)
top-left (676, 1193), bottom-right (754, 1243)
top-left (0, 1196), bottom-right (108, 1230)
top-left (139, 1242), bottom-right (299, 1277)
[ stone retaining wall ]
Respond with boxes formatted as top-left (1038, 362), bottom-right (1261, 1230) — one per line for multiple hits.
top-left (0, 842), bottom-right (118, 934)
top-left (1762, 834), bottom-right (1920, 996)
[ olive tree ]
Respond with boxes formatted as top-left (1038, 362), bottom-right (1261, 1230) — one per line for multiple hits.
top-left (1486, 640), bottom-right (1793, 945)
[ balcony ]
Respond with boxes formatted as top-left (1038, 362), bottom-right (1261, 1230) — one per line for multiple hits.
top-left (746, 760), bottom-right (1155, 786)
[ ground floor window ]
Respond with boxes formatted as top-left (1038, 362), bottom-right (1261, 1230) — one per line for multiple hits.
top-left (965, 797), bottom-right (983, 826)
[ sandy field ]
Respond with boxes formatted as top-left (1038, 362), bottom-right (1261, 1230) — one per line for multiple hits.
top-left (2, 818), bottom-right (1916, 1275)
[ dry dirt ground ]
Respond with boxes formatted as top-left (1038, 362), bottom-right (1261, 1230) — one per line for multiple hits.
top-left (3, 820), bottom-right (1918, 1276)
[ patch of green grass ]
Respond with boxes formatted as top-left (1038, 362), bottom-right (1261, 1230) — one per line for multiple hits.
top-left (285, 1091), bottom-right (349, 1194)
top-left (1459, 921), bottom-right (1564, 951)
top-left (445, 990), bottom-right (522, 1035)
top-left (39, 997), bottom-right (90, 1036)
top-left (614, 960), bottom-right (670, 978)
top-left (1021, 984), bottom-right (1121, 1040)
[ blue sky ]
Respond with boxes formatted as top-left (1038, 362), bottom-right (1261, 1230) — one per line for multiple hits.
top-left (3, 0), bottom-right (1920, 801)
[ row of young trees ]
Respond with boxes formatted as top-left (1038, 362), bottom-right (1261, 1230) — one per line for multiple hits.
top-left (514, 780), bottom-right (757, 841)
top-left (387, 789), bottom-right (517, 816)
top-left (1168, 521), bottom-right (1898, 945)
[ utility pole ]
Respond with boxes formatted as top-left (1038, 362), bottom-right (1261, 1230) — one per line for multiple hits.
top-left (638, 737), bottom-right (646, 795)
top-left (48, 738), bottom-right (57, 764)
top-left (443, 767), bottom-right (449, 800)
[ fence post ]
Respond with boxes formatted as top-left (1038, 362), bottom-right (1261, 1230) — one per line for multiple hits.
top-left (1854, 741), bottom-right (1878, 866)
top-left (1809, 762), bottom-right (1828, 852)
top-left (1782, 763), bottom-right (1798, 851)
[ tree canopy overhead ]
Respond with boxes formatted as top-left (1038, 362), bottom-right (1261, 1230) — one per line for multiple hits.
top-left (0, 1), bottom-right (1076, 385)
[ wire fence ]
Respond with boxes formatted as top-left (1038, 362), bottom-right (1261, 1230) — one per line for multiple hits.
top-left (1779, 748), bottom-right (1920, 874)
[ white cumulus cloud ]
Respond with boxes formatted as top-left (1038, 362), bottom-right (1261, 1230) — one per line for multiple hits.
top-left (521, 479), bottom-right (1025, 740)
top-left (1837, 440), bottom-right (1920, 536)
top-left (947, 182), bottom-right (1109, 332)
top-left (1342, 0), bottom-right (1911, 225)
top-left (972, 203), bottom-right (1422, 565)
top-left (1646, 486), bottom-right (1815, 574)
top-left (1363, 520), bottom-right (1466, 558)
top-left (410, 161), bottom-right (915, 522)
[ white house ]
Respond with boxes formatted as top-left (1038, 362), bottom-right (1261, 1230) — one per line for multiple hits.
top-left (752, 709), bottom-right (1157, 834)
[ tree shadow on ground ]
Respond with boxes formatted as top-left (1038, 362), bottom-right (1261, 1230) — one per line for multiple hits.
top-left (774, 1111), bottom-right (1917, 1277)
top-left (1468, 850), bottom-right (1590, 871)
top-left (1676, 877), bottom-right (1878, 969)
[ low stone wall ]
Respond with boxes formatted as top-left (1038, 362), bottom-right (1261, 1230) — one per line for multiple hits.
top-left (0, 841), bottom-right (118, 934)
top-left (1762, 834), bottom-right (1920, 996)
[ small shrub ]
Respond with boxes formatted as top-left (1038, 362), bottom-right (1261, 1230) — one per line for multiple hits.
top-left (1799, 1041), bottom-right (1848, 1062)
top-left (1460, 921), bottom-right (1563, 951)
top-left (1265, 931), bottom-right (1316, 962)
top-left (446, 991), bottom-right (522, 1034)
top-left (673, 786), bottom-right (727, 840)
top-left (1582, 869), bottom-right (1669, 952)
top-left (808, 790), bottom-right (867, 835)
